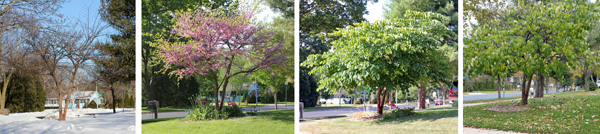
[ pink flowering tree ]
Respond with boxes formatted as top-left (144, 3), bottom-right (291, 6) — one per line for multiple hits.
top-left (155, 8), bottom-right (285, 111)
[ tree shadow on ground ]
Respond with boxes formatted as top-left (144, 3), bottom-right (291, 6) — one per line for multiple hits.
top-left (374, 107), bottom-right (457, 125)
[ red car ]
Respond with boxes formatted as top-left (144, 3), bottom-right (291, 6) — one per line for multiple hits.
top-left (435, 99), bottom-right (443, 105)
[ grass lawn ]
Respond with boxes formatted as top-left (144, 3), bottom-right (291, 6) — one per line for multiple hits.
top-left (141, 102), bottom-right (291, 113)
top-left (464, 90), bottom-right (600, 133)
top-left (300, 105), bottom-right (458, 134)
top-left (142, 109), bottom-right (294, 134)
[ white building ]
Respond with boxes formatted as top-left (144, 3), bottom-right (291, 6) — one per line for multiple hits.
top-left (45, 91), bottom-right (104, 109)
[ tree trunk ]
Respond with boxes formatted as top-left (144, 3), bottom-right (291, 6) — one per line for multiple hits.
top-left (585, 67), bottom-right (590, 92)
top-left (376, 87), bottom-right (387, 116)
top-left (58, 93), bottom-right (65, 120)
top-left (521, 74), bottom-right (533, 105)
top-left (110, 84), bottom-right (116, 113)
top-left (535, 72), bottom-right (544, 98)
top-left (418, 83), bottom-right (427, 109)
top-left (271, 75), bottom-right (278, 110)
top-left (497, 75), bottom-right (502, 99)
top-left (0, 69), bottom-right (13, 110)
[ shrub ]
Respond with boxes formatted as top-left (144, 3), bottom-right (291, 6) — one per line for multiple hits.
top-left (186, 104), bottom-right (222, 121)
top-left (4, 73), bottom-right (46, 112)
top-left (452, 101), bottom-right (458, 107)
top-left (223, 106), bottom-right (244, 117)
top-left (383, 107), bottom-right (415, 120)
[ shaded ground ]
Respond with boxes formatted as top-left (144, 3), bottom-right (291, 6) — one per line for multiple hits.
top-left (464, 90), bottom-right (600, 133)
top-left (300, 105), bottom-right (457, 134)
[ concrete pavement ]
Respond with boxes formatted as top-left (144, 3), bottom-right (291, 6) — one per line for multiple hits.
top-left (464, 89), bottom-right (566, 101)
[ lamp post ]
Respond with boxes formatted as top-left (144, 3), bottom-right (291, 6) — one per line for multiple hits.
top-left (284, 81), bottom-right (288, 109)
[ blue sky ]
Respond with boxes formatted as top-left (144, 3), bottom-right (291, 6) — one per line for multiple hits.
top-left (58, 0), bottom-right (116, 43)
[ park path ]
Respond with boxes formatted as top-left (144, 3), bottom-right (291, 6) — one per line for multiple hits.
top-left (301, 104), bottom-right (419, 119)
top-left (464, 89), bottom-right (566, 101)
top-left (142, 104), bottom-right (293, 120)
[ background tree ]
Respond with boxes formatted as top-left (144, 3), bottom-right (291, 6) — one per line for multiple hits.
top-left (302, 11), bottom-right (453, 116)
top-left (254, 16), bottom-right (294, 110)
top-left (96, 0), bottom-right (135, 113)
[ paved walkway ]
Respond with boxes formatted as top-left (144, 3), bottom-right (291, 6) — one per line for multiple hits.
top-left (301, 104), bottom-right (419, 119)
top-left (464, 89), bottom-right (566, 101)
top-left (142, 104), bottom-right (293, 120)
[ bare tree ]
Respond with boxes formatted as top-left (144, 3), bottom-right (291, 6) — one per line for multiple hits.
top-left (0, 0), bottom-right (65, 112)
top-left (25, 10), bottom-right (107, 120)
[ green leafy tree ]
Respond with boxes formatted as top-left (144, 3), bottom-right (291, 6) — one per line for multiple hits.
top-left (302, 11), bottom-right (453, 116)
top-left (465, 0), bottom-right (600, 105)
top-left (300, 0), bottom-right (376, 107)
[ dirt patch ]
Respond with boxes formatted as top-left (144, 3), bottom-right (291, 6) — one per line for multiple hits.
top-left (486, 105), bottom-right (530, 112)
top-left (346, 112), bottom-right (380, 122)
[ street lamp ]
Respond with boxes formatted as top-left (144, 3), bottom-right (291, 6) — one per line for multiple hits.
top-left (284, 81), bottom-right (288, 109)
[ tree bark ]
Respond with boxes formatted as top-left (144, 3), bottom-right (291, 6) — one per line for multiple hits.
top-left (535, 72), bottom-right (544, 98)
top-left (376, 87), bottom-right (382, 115)
top-left (521, 74), bottom-right (533, 105)
top-left (376, 87), bottom-right (387, 116)
top-left (418, 83), bottom-right (427, 109)
top-left (271, 74), bottom-right (278, 110)
top-left (585, 67), bottom-right (590, 92)
top-left (110, 83), bottom-right (116, 113)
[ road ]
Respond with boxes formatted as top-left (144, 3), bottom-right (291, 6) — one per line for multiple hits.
top-left (464, 88), bottom-right (566, 101)
top-left (301, 104), bottom-right (419, 119)
top-left (142, 104), bottom-right (293, 120)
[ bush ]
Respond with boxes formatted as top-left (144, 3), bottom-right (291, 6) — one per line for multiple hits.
top-left (186, 104), bottom-right (245, 121)
top-left (452, 101), bottom-right (458, 107)
top-left (590, 84), bottom-right (597, 91)
top-left (4, 73), bottom-right (46, 112)
top-left (223, 106), bottom-right (244, 117)
top-left (186, 104), bottom-right (221, 121)
top-left (383, 107), bottom-right (416, 120)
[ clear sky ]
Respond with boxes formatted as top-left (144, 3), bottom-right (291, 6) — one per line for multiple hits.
top-left (365, 0), bottom-right (389, 23)
top-left (58, 0), bottom-right (116, 43)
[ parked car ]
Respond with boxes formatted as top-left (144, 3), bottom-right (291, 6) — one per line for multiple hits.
top-left (435, 99), bottom-right (443, 105)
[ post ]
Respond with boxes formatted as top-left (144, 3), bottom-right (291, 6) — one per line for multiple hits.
top-left (96, 83), bottom-right (98, 109)
top-left (285, 81), bottom-right (288, 109)
top-left (363, 90), bottom-right (366, 112)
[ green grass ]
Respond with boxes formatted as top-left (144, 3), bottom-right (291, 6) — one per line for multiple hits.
top-left (300, 105), bottom-right (458, 134)
top-left (142, 109), bottom-right (294, 134)
top-left (141, 102), bottom-right (289, 113)
top-left (464, 90), bottom-right (590, 104)
top-left (464, 90), bottom-right (600, 133)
